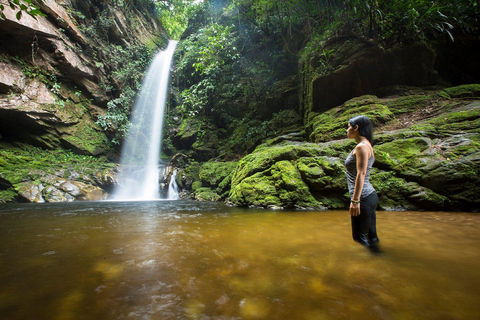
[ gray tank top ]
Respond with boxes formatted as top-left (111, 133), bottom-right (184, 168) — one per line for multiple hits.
top-left (345, 144), bottom-right (375, 198)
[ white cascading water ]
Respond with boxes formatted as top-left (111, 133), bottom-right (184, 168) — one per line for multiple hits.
top-left (113, 41), bottom-right (179, 201)
top-left (167, 169), bottom-right (180, 200)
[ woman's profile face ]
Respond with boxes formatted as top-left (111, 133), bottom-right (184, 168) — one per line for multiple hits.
top-left (347, 123), bottom-right (356, 138)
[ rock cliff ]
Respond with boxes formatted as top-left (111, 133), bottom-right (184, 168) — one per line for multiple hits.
top-left (0, 0), bottom-right (168, 202)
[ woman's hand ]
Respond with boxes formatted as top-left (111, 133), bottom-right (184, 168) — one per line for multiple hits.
top-left (350, 201), bottom-right (360, 216)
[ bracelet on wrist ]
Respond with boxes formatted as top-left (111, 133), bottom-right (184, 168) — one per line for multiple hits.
top-left (351, 199), bottom-right (360, 204)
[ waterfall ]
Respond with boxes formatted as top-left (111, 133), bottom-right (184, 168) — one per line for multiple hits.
top-left (167, 169), bottom-right (180, 200)
top-left (113, 41), bottom-right (179, 201)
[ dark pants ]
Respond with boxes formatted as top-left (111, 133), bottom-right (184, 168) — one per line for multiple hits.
top-left (351, 192), bottom-right (379, 246)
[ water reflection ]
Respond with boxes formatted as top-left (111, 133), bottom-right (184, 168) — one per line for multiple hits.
top-left (0, 201), bottom-right (479, 319)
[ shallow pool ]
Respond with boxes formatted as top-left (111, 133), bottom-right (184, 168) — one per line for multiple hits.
top-left (0, 201), bottom-right (479, 319)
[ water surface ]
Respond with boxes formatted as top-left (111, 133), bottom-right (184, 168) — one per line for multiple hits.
top-left (0, 201), bottom-right (479, 319)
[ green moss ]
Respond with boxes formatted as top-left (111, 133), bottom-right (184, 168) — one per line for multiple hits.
top-left (441, 84), bottom-right (480, 99)
top-left (271, 160), bottom-right (320, 208)
top-left (195, 187), bottom-right (221, 202)
top-left (229, 172), bottom-right (281, 208)
top-left (0, 143), bottom-right (115, 202)
top-left (192, 181), bottom-right (202, 191)
top-left (231, 143), bottom-right (323, 188)
top-left (385, 95), bottom-right (433, 115)
top-left (307, 100), bottom-right (395, 142)
top-left (195, 160), bottom-right (238, 198)
top-left (423, 109), bottom-right (480, 133)
top-left (446, 139), bottom-right (480, 160)
top-left (181, 163), bottom-right (201, 189)
top-left (0, 189), bottom-right (17, 203)
top-left (371, 169), bottom-right (449, 210)
top-left (177, 118), bottom-right (202, 140)
top-left (375, 137), bottom-right (431, 170)
top-left (343, 95), bottom-right (380, 108)
top-left (296, 156), bottom-right (345, 191)
top-left (199, 161), bottom-right (237, 187)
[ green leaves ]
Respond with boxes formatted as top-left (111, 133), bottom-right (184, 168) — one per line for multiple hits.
top-left (155, 0), bottom-right (204, 40)
top-left (0, 0), bottom-right (46, 21)
top-left (95, 44), bottom-right (155, 144)
top-left (174, 22), bottom-right (241, 118)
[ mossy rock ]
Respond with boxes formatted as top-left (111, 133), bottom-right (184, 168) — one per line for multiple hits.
top-left (0, 143), bottom-right (114, 203)
top-left (271, 160), bottom-right (321, 208)
top-left (174, 118), bottom-right (204, 150)
top-left (374, 137), bottom-right (432, 171)
top-left (342, 95), bottom-right (380, 108)
top-left (199, 161), bottom-right (237, 189)
top-left (191, 129), bottom-right (222, 160)
top-left (191, 181), bottom-right (202, 191)
top-left (441, 84), bottom-right (480, 99)
top-left (179, 163), bottom-right (201, 189)
top-left (195, 187), bottom-right (221, 202)
top-left (415, 108), bottom-right (480, 134)
top-left (228, 142), bottom-right (335, 209)
top-left (385, 94), bottom-right (434, 115)
top-left (370, 169), bottom-right (449, 211)
top-left (229, 172), bottom-right (282, 208)
top-left (307, 97), bottom-right (395, 142)
top-left (231, 143), bottom-right (324, 188)
top-left (296, 156), bottom-right (345, 191)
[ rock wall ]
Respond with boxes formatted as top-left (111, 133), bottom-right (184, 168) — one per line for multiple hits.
top-left (300, 36), bottom-right (438, 120)
top-left (0, 0), bottom-right (168, 155)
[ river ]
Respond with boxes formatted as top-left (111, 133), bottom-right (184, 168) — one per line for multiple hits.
top-left (0, 201), bottom-right (479, 319)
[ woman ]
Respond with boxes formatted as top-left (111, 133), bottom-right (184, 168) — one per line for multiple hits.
top-left (345, 115), bottom-right (379, 247)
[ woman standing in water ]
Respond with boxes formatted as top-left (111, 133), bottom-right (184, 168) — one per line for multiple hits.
top-left (345, 115), bottom-right (379, 247)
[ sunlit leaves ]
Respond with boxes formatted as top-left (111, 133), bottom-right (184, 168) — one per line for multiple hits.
top-left (0, 0), bottom-right (45, 20)
top-left (174, 22), bottom-right (241, 116)
top-left (155, 0), bottom-right (204, 39)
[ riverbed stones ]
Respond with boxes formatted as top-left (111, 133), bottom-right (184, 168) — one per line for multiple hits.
top-left (18, 182), bottom-right (45, 203)
top-left (18, 177), bottom-right (107, 203)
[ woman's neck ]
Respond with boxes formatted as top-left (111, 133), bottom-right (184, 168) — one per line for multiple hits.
top-left (355, 136), bottom-right (369, 144)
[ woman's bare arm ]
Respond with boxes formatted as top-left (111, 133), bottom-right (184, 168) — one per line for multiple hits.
top-left (350, 144), bottom-right (370, 216)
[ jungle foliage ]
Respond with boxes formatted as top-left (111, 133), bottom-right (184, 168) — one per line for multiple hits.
top-left (155, 0), bottom-right (204, 39)
top-left (168, 0), bottom-right (479, 159)
top-left (78, 0), bottom-right (166, 144)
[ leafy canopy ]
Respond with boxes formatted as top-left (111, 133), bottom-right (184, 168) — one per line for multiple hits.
top-left (155, 0), bottom-right (205, 39)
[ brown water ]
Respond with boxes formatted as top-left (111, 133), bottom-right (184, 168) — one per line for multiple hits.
top-left (0, 201), bottom-right (479, 320)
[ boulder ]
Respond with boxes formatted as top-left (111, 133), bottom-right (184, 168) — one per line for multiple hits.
top-left (38, 176), bottom-right (107, 202)
top-left (195, 187), bottom-right (221, 202)
top-left (228, 143), bottom-right (331, 209)
top-left (18, 182), bottom-right (45, 203)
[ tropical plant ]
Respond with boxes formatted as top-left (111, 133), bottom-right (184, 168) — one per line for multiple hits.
top-left (155, 0), bottom-right (204, 39)
top-left (0, 0), bottom-right (45, 20)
